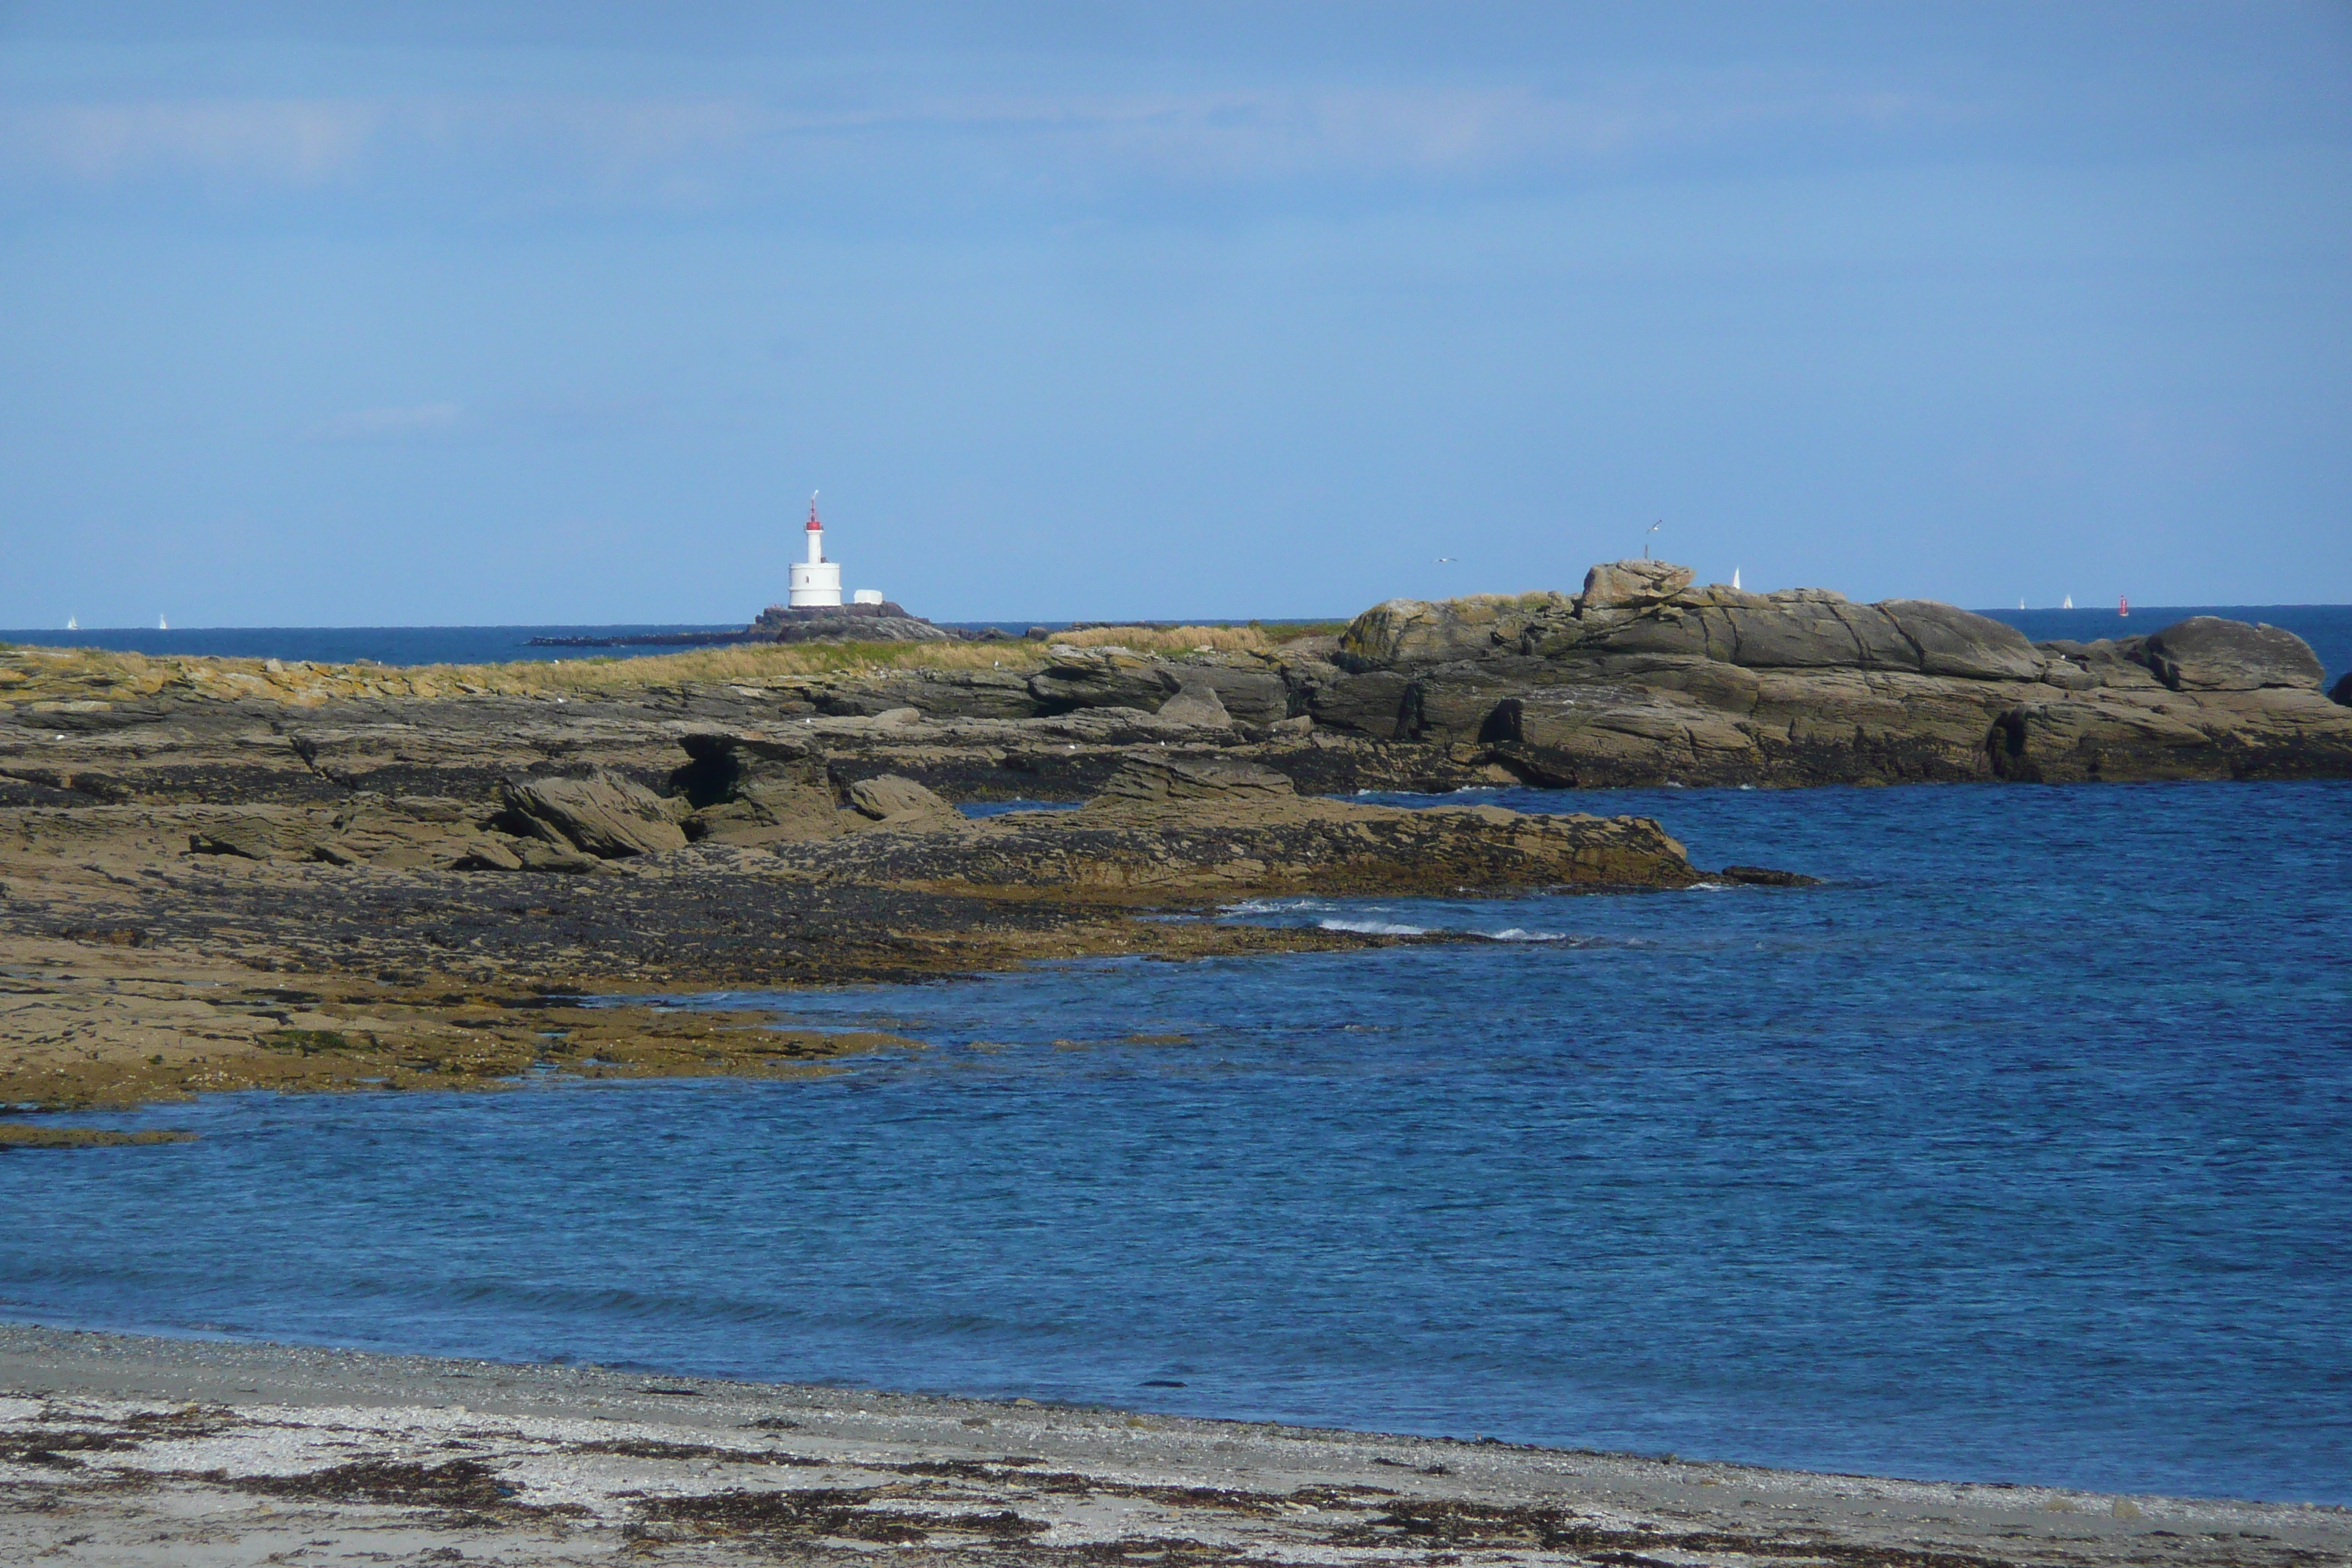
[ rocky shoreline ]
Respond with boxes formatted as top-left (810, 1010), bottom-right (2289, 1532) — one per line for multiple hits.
top-left (4, 562), bottom-right (2342, 1119)
top-left (0, 1325), bottom-right (2340, 1567)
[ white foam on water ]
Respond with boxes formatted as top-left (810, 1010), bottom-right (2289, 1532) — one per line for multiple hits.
top-left (1492, 928), bottom-right (1571, 942)
top-left (1317, 918), bottom-right (1430, 935)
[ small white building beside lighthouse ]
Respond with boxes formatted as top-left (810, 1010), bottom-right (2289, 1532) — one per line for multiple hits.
top-left (788, 497), bottom-right (844, 608)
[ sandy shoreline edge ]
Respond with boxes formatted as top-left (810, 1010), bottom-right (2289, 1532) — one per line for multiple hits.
top-left (1, 1324), bottom-right (2340, 1567)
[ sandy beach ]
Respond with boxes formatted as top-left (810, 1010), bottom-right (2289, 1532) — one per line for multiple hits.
top-left (0, 1324), bottom-right (2341, 1567)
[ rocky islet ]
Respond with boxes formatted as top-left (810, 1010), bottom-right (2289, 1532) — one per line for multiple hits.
top-left (1, 562), bottom-right (2343, 1117)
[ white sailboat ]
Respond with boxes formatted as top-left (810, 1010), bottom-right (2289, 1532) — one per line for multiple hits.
top-left (65, 615), bottom-right (77, 630)
top-left (157, 614), bottom-right (168, 630)
top-left (2061, 595), bottom-right (2073, 610)
top-left (1733, 568), bottom-right (1741, 590)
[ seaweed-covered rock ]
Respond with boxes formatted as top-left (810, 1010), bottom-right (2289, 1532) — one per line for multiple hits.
top-left (769, 769), bottom-right (1712, 900)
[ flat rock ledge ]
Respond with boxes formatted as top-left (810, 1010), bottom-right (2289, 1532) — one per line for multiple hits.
top-left (769, 755), bottom-right (1709, 899)
top-left (154, 747), bottom-right (1730, 898)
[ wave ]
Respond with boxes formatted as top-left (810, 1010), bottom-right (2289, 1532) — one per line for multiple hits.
top-left (1316, 918), bottom-right (1429, 935)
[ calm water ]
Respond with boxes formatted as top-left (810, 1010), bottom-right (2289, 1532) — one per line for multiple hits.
top-left (5, 606), bottom-right (2348, 683)
top-left (2, 781), bottom-right (2348, 1502)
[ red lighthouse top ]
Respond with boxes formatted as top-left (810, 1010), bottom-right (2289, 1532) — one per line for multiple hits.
top-left (805, 498), bottom-right (822, 532)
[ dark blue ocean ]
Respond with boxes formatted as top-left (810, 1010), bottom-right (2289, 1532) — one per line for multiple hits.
top-left (4, 780), bottom-right (2348, 1503)
top-left (0, 622), bottom-right (1081, 666)
top-left (4, 605), bottom-right (2349, 685)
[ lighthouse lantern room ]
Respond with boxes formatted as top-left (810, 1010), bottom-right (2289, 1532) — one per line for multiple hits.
top-left (788, 496), bottom-right (844, 608)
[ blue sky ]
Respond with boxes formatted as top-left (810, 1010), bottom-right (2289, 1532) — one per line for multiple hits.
top-left (3, 1), bottom-right (2348, 626)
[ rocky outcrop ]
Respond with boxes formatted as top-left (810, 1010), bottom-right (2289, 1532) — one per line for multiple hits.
top-left (749, 602), bottom-right (954, 644)
top-left (6, 574), bottom-right (2343, 810)
top-left (2140, 617), bottom-right (2324, 692)
top-left (764, 752), bottom-right (1713, 900)
top-left (131, 731), bottom-right (1753, 900)
top-left (188, 807), bottom-right (336, 863)
top-left (1311, 564), bottom-right (2352, 788)
top-left (844, 774), bottom-right (962, 831)
top-left (498, 772), bottom-right (689, 859)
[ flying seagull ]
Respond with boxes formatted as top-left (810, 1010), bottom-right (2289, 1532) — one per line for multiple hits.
top-left (1435, 557), bottom-right (1457, 563)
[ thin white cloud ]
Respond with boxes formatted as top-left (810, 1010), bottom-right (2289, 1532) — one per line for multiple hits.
top-left (0, 75), bottom-right (1959, 197)
top-left (306, 403), bottom-right (462, 442)
top-left (10, 99), bottom-right (381, 184)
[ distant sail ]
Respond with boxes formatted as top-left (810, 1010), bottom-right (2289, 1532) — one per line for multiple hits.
top-left (2119, 595), bottom-right (2129, 618)
top-left (2062, 595), bottom-right (2073, 610)
top-left (1733, 568), bottom-right (1741, 590)
top-left (158, 615), bottom-right (168, 630)
top-left (65, 615), bottom-right (77, 630)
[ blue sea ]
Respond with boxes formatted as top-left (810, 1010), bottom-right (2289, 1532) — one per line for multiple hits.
top-left (4, 780), bottom-right (2347, 1504)
top-left (4, 605), bottom-right (2348, 685)
top-left (0, 622), bottom-right (1107, 667)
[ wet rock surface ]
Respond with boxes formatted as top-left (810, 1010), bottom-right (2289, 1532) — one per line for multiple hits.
top-left (2, 733), bottom-right (1700, 1110)
top-left (0, 1326), bottom-right (2338, 1568)
top-left (766, 753), bottom-right (1702, 901)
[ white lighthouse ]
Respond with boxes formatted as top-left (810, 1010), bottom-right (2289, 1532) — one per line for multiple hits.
top-left (788, 494), bottom-right (844, 608)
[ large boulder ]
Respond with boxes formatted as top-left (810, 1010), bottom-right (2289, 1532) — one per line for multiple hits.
top-left (1304, 669), bottom-right (1415, 736)
top-left (2141, 617), bottom-right (2324, 692)
top-left (188, 808), bottom-right (331, 862)
top-left (1172, 664), bottom-right (1290, 725)
top-left (845, 774), bottom-right (962, 832)
top-left (1579, 559), bottom-right (1694, 611)
top-left (2333, 671), bottom-right (2352, 708)
top-left (499, 772), bottom-right (688, 859)
top-left (671, 733), bottom-right (845, 845)
top-left (1027, 648), bottom-right (1183, 712)
top-left (1086, 755), bottom-right (1297, 811)
top-left (1150, 681), bottom-right (1235, 729)
top-left (1877, 601), bottom-right (2043, 680)
top-left (1338, 594), bottom-right (1569, 669)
